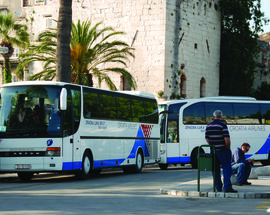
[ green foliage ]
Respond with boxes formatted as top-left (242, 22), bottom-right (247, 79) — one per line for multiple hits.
top-left (0, 13), bottom-right (29, 83)
top-left (219, 0), bottom-right (269, 96)
top-left (18, 20), bottom-right (136, 91)
top-left (253, 82), bottom-right (270, 100)
top-left (3, 62), bottom-right (11, 84)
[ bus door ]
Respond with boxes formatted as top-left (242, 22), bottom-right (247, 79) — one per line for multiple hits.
top-left (166, 103), bottom-right (186, 164)
top-left (166, 119), bottom-right (180, 164)
top-left (62, 87), bottom-right (81, 171)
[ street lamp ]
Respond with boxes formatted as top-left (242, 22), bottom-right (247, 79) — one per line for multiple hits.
top-left (0, 47), bottom-right (8, 54)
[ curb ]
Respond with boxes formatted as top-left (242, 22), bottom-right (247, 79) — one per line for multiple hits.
top-left (160, 188), bottom-right (270, 199)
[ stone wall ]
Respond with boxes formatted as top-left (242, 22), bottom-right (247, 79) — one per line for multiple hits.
top-left (19, 0), bottom-right (220, 99)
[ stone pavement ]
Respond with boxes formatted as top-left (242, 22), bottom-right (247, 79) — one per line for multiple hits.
top-left (160, 166), bottom-right (270, 199)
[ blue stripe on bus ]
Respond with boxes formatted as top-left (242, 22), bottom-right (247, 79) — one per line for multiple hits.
top-left (256, 134), bottom-right (270, 155)
top-left (167, 157), bottom-right (190, 164)
top-left (127, 125), bottom-right (150, 158)
top-left (63, 162), bottom-right (82, 170)
top-left (63, 159), bottom-right (126, 170)
top-left (93, 159), bottom-right (125, 168)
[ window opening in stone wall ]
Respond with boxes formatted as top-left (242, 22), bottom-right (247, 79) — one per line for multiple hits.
top-left (23, 0), bottom-right (31, 7)
top-left (194, 43), bottom-right (198, 49)
top-left (200, 77), bottom-right (206, 98)
top-left (120, 75), bottom-right (131, 91)
top-left (179, 74), bottom-right (187, 98)
top-left (44, 16), bottom-right (52, 29)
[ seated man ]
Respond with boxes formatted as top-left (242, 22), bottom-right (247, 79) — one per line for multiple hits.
top-left (231, 142), bottom-right (254, 186)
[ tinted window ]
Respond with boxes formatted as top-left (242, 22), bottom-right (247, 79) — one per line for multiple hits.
top-left (117, 97), bottom-right (132, 121)
top-left (144, 101), bottom-right (158, 123)
top-left (132, 99), bottom-right (144, 122)
top-left (83, 91), bottom-right (100, 118)
top-left (168, 103), bottom-right (187, 120)
top-left (204, 102), bottom-right (234, 124)
top-left (261, 104), bottom-right (270, 124)
top-left (183, 102), bottom-right (205, 124)
top-left (234, 103), bottom-right (261, 124)
top-left (101, 94), bottom-right (117, 120)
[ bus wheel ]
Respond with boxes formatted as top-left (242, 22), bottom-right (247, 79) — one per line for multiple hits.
top-left (124, 150), bottom-right (144, 174)
top-left (76, 151), bottom-right (91, 180)
top-left (159, 164), bottom-right (168, 170)
top-left (134, 150), bottom-right (144, 173)
top-left (261, 152), bottom-right (270, 166)
top-left (18, 172), bottom-right (34, 182)
top-left (191, 147), bottom-right (204, 169)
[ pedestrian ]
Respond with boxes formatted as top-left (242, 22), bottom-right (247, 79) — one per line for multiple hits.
top-left (205, 110), bottom-right (237, 193)
top-left (231, 142), bottom-right (254, 186)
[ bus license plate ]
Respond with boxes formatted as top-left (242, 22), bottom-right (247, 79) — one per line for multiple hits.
top-left (15, 164), bottom-right (31, 169)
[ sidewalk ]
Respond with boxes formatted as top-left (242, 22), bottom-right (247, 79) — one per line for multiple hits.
top-left (160, 166), bottom-right (270, 199)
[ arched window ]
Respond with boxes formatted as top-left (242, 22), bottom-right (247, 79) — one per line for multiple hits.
top-left (120, 75), bottom-right (131, 91)
top-left (179, 74), bottom-right (187, 98)
top-left (200, 77), bottom-right (206, 98)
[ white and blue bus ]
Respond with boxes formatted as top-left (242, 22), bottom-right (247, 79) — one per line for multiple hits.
top-left (0, 81), bottom-right (160, 181)
top-left (158, 97), bottom-right (270, 169)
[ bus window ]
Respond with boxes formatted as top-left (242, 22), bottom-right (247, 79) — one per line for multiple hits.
top-left (101, 94), bottom-right (117, 120)
top-left (83, 91), bottom-right (100, 118)
top-left (117, 96), bottom-right (132, 121)
top-left (233, 103), bottom-right (261, 124)
top-left (168, 103), bottom-right (186, 120)
top-left (204, 102), bottom-right (234, 124)
top-left (132, 99), bottom-right (144, 122)
top-left (183, 102), bottom-right (205, 124)
top-left (261, 104), bottom-right (270, 124)
top-left (160, 113), bottom-right (166, 143)
top-left (144, 101), bottom-right (158, 124)
top-left (165, 103), bottom-right (186, 142)
top-left (167, 120), bottom-right (178, 143)
top-left (71, 89), bottom-right (81, 131)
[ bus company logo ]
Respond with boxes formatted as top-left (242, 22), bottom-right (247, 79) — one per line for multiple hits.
top-left (47, 139), bottom-right (53, 146)
top-left (141, 125), bottom-right (153, 138)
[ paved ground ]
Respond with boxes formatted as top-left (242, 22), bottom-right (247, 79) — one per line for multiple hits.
top-left (160, 165), bottom-right (270, 199)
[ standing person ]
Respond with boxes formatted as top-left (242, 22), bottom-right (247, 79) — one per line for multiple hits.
top-left (205, 110), bottom-right (237, 193)
top-left (232, 143), bottom-right (254, 186)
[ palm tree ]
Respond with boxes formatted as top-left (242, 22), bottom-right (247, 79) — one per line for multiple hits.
top-left (56, 0), bottom-right (72, 83)
top-left (18, 20), bottom-right (136, 90)
top-left (0, 13), bottom-right (29, 83)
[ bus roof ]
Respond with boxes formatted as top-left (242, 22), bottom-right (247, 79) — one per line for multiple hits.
top-left (1, 81), bottom-right (156, 99)
top-left (158, 96), bottom-right (257, 106)
top-left (119, 91), bottom-right (156, 99)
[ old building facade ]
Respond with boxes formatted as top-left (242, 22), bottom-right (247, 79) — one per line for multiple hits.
top-left (0, 0), bottom-right (221, 100)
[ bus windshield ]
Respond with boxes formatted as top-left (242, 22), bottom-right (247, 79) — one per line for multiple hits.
top-left (0, 85), bottom-right (62, 138)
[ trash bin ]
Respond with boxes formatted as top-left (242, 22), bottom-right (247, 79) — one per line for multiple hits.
top-left (197, 144), bottom-right (216, 192)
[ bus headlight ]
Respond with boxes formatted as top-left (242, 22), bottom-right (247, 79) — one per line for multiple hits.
top-left (45, 147), bottom-right (61, 157)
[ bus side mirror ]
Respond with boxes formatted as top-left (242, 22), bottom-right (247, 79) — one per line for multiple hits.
top-left (60, 88), bottom-right (67, 110)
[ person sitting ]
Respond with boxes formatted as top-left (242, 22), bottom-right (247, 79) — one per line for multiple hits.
top-left (231, 142), bottom-right (254, 186)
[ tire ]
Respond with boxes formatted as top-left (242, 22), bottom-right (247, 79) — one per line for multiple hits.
top-left (76, 151), bottom-right (92, 180)
top-left (261, 152), bottom-right (270, 166)
top-left (18, 172), bottom-right (34, 182)
top-left (134, 150), bottom-right (144, 173)
top-left (159, 164), bottom-right (168, 170)
top-left (191, 147), bottom-right (204, 169)
top-left (123, 150), bottom-right (144, 174)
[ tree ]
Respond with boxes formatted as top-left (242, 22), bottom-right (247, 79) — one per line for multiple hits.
top-left (56, 0), bottom-right (72, 83)
top-left (0, 13), bottom-right (29, 83)
top-left (18, 20), bottom-right (136, 90)
top-left (219, 0), bottom-right (269, 96)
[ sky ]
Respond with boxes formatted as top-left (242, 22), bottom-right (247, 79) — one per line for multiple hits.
top-left (261, 0), bottom-right (270, 33)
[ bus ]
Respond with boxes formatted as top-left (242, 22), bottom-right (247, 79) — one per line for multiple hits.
top-left (158, 96), bottom-right (270, 169)
top-left (0, 81), bottom-right (160, 181)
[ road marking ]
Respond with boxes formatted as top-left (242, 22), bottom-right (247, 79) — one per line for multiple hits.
top-left (256, 199), bottom-right (270, 209)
